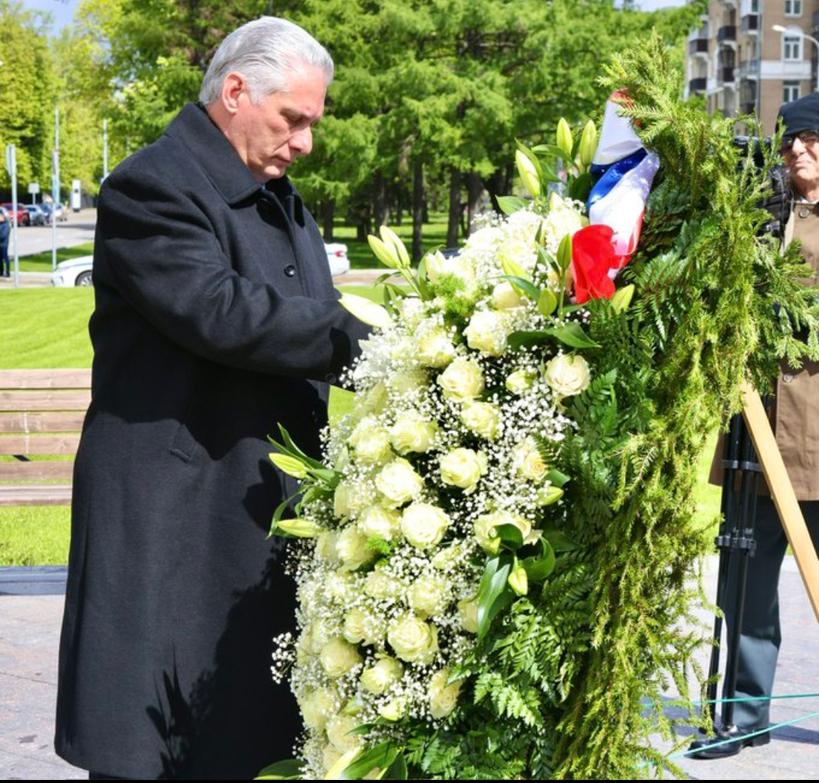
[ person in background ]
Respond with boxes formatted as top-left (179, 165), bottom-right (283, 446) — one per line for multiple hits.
top-left (692, 92), bottom-right (819, 759)
top-left (54, 17), bottom-right (369, 779)
top-left (0, 209), bottom-right (10, 277)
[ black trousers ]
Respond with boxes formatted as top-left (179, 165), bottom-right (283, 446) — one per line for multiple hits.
top-left (720, 496), bottom-right (819, 728)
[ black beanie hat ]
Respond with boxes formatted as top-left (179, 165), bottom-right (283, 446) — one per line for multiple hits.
top-left (779, 92), bottom-right (819, 137)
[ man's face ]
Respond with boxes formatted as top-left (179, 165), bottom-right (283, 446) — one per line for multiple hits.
top-left (783, 131), bottom-right (819, 196)
top-left (230, 65), bottom-right (326, 182)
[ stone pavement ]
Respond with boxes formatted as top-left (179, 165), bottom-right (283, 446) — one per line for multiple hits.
top-left (0, 558), bottom-right (816, 780)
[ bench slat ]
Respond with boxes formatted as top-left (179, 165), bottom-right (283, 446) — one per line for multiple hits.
top-left (0, 369), bottom-right (91, 389)
top-left (0, 412), bottom-right (85, 433)
top-left (0, 434), bottom-right (81, 456)
top-left (0, 461), bottom-right (75, 481)
top-left (0, 485), bottom-right (72, 505)
top-left (0, 390), bottom-right (91, 412)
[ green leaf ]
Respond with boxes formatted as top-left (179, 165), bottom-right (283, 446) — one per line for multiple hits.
top-left (494, 523), bottom-right (524, 550)
top-left (416, 257), bottom-right (431, 300)
top-left (256, 759), bottom-right (305, 780)
top-left (382, 752), bottom-right (408, 780)
top-left (568, 171), bottom-right (594, 202)
top-left (610, 284), bottom-right (635, 313)
top-left (268, 491), bottom-right (301, 538)
top-left (476, 554), bottom-right (514, 638)
top-left (499, 274), bottom-right (540, 300)
top-left (508, 557), bottom-right (529, 595)
top-left (496, 195), bottom-right (528, 215)
top-left (521, 539), bottom-right (556, 582)
top-left (273, 425), bottom-right (325, 470)
top-left (507, 323), bottom-right (600, 351)
top-left (540, 527), bottom-right (578, 552)
top-left (340, 742), bottom-right (399, 779)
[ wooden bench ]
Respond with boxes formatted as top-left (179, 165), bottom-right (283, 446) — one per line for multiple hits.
top-left (0, 369), bottom-right (91, 506)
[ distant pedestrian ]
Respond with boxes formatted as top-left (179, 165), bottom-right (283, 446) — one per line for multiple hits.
top-left (0, 210), bottom-right (10, 277)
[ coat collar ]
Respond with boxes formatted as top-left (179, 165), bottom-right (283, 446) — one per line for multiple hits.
top-left (164, 103), bottom-right (304, 223)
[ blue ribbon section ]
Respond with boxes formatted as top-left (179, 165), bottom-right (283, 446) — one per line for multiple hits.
top-left (587, 147), bottom-right (648, 210)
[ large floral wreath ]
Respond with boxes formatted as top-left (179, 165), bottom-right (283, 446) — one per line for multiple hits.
top-left (264, 38), bottom-right (819, 780)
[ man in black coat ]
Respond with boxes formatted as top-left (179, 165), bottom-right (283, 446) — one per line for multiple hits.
top-left (55, 17), bottom-right (369, 779)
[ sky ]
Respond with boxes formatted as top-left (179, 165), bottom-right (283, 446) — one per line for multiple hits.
top-left (22, 0), bottom-right (687, 34)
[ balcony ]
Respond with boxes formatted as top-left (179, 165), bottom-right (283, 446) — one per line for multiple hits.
top-left (689, 38), bottom-right (709, 55)
top-left (718, 66), bottom-right (736, 84)
top-left (717, 25), bottom-right (737, 43)
top-left (741, 13), bottom-right (758, 33)
top-left (688, 77), bottom-right (707, 93)
top-left (738, 58), bottom-right (759, 78)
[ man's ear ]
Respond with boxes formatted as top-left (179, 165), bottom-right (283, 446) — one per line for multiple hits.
top-left (221, 72), bottom-right (248, 115)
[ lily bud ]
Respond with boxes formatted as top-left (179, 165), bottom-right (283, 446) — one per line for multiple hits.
top-left (324, 748), bottom-right (362, 780)
top-left (269, 453), bottom-right (308, 479)
top-left (578, 120), bottom-right (598, 168)
top-left (508, 560), bottom-right (529, 596)
top-left (536, 485), bottom-right (564, 507)
top-left (537, 289), bottom-right (557, 317)
top-left (556, 118), bottom-right (573, 160)
top-left (557, 234), bottom-right (573, 271)
top-left (515, 149), bottom-right (541, 198)
top-left (339, 292), bottom-right (394, 330)
top-left (367, 234), bottom-right (399, 269)
top-left (276, 518), bottom-right (322, 538)
top-left (379, 225), bottom-right (410, 269)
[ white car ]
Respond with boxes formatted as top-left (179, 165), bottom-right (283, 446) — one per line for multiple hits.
top-left (52, 244), bottom-right (351, 287)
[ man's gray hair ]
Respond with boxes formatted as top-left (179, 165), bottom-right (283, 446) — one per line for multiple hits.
top-left (199, 17), bottom-right (333, 105)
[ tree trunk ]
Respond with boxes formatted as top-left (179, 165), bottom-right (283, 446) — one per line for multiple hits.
top-left (322, 199), bottom-right (335, 241)
top-left (447, 168), bottom-right (461, 247)
top-left (466, 172), bottom-right (483, 237)
top-left (373, 171), bottom-right (389, 228)
top-left (412, 158), bottom-right (424, 264)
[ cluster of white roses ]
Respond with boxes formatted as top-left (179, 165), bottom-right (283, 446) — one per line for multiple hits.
top-left (276, 200), bottom-right (594, 777)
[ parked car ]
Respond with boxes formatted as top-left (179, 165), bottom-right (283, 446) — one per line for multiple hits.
top-left (25, 204), bottom-right (49, 226)
top-left (51, 255), bottom-right (94, 287)
top-left (52, 244), bottom-right (351, 288)
top-left (41, 202), bottom-right (68, 223)
top-left (0, 203), bottom-right (30, 226)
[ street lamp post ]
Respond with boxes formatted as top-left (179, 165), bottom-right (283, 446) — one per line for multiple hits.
top-left (773, 24), bottom-right (819, 93)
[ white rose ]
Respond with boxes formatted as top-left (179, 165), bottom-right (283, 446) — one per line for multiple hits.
top-left (357, 505), bottom-right (401, 541)
top-left (437, 356), bottom-right (485, 401)
top-left (544, 354), bottom-right (591, 398)
top-left (408, 574), bottom-right (451, 617)
top-left (464, 310), bottom-right (509, 357)
top-left (542, 194), bottom-right (585, 252)
top-left (322, 745), bottom-right (343, 777)
top-left (320, 637), bottom-right (362, 679)
top-left (460, 401), bottom-right (500, 440)
top-left (401, 502), bottom-right (451, 550)
top-left (388, 368), bottom-right (428, 395)
top-left (417, 326), bottom-right (457, 368)
top-left (457, 599), bottom-right (479, 634)
top-left (349, 418), bottom-right (393, 464)
top-left (343, 607), bottom-right (384, 646)
top-left (491, 281), bottom-right (524, 310)
top-left (424, 250), bottom-right (446, 283)
top-left (364, 569), bottom-right (404, 601)
top-left (305, 619), bottom-right (333, 654)
top-left (389, 335), bottom-right (416, 363)
top-left (360, 657), bottom-right (404, 695)
top-left (389, 414), bottom-right (437, 455)
top-left (512, 437), bottom-right (548, 482)
top-left (375, 458), bottom-right (425, 507)
top-left (334, 480), bottom-right (375, 520)
top-left (505, 368), bottom-right (537, 395)
top-left (378, 696), bottom-right (408, 722)
top-left (300, 687), bottom-right (337, 731)
top-left (426, 251), bottom-right (475, 287)
top-left (336, 526), bottom-right (376, 572)
top-left (431, 543), bottom-right (465, 572)
top-left (387, 614), bottom-right (439, 664)
top-left (428, 668), bottom-right (463, 719)
top-left (355, 382), bottom-right (388, 417)
top-left (315, 530), bottom-right (341, 564)
top-left (440, 448), bottom-right (487, 493)
top-left (327, 714), bottom-right (364, 753)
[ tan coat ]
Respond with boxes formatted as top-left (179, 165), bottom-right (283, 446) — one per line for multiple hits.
top-left (711, 204), bottom-right (819, 500)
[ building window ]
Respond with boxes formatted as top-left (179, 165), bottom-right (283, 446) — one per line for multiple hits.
top-left (785, 0), bottom-right (802, 16)
top-left (783, 35), bottom-right (803, 61)
top-left (750, 0), bottom-right (759, 11)
top-left (784, 81), bottom-right (801, 103)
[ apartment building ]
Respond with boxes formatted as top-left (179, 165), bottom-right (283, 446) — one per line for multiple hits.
top-left (685, 0), bottom-right (819, 134)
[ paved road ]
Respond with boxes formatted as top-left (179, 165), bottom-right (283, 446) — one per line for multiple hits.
top-left (5, 210), bottom-right (96, 259)
top-left (0, 557), bottom-right (816, 779)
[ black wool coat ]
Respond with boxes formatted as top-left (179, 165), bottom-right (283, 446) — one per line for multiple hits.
top-left (55, 103), bottom-right (370, 779)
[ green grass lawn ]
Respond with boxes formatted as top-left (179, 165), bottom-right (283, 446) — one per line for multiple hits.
top-left (17, 242), bottom-right (95, 273)
top-left (0, 286), bottom-right (722, 566)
